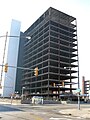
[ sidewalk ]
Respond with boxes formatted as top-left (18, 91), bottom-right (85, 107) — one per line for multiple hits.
top-left (59, 108), bottom-right (90, 119)
top-left (0, 98), bottom-right (21, 105)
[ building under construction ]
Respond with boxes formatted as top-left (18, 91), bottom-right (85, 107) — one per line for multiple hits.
top-left (21, 7), bottom-right (79, 100)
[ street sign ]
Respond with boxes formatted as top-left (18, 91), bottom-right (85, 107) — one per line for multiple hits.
top-left (75, 88), bottom-right (81, 93)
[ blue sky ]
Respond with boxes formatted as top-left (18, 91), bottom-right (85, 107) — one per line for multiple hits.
top-left (0, 0), bottom-right (90, 85)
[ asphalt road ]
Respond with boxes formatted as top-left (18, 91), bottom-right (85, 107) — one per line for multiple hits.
top-left (0, 104), bottom-right (89, 120)
top-left (0, 104), bottom-right (22, 112)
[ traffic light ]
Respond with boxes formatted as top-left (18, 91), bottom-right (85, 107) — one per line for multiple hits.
top-left (62, 81), bottom-right (64, 87)
top-left (53, 83), bottom-right (55, 87)
top-left (4, 63), bottom-right (8, 72)
top-left (34, 67), bottom-right (38, 77)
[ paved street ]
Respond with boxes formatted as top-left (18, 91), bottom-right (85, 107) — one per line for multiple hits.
top-left (0, 103), bottom-right (90, 120)
top-left (0, 111), bottom-right (85, 120)
top-left (0, 104), bottom-right (21, 112)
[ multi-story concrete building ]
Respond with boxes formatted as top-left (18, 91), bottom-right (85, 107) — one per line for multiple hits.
top-left (82, 76), bottom-right (90, 95)
top-left (22, 7), bottom-right (79, 100)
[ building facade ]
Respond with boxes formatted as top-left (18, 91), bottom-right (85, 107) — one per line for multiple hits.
top-left (22, 7), bottom-right (79, 100)
top-left (15, 32), bottom-right (26, 94)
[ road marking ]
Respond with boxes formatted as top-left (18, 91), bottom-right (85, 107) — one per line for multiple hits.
top-left (30, 113), bottom-right (44, 120)
top-left (50, 117), bottom-right (72, 120)
top-left (64, 115), bottom-right (84, 119)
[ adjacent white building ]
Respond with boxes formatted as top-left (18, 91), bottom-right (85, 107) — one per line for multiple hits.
top-left (0, 19), bottom-right (21, 97)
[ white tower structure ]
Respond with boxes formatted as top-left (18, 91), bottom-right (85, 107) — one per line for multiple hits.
top-left (0, 19), bottom-right (21, 97)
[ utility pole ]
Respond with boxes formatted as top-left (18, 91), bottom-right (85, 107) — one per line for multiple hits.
top-left (76, 20), bottom-right (80, 110)
top-left (0, 32), bottom-right (8, 82)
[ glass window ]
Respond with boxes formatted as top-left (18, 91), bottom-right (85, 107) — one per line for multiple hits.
top-left (50, 60), bottom-right (58, 67)
top-left (50, 48), bottom-right (58, 54)
top-left (43, 61), bottom-right (48, 67)
top-left (44, 37), bottom-right (49, 43)
top-left (44, 26), bottom-right (49, 33)
top-left (38, 63), bottom-right (42, 68)
top-left (38, 36), bottom-right (43, 42)
top-left (37, 58), bottom-right (42, 63)
top-left (38, 46), bottom-right (43, 52)
top-left (38, 41), bottom-right (43, 46)
top-left (43, 49), bottom-right (48, 55)
top-left (39, 31), bottom-right (43, 37)
top-left (43, 55), bottom-right (48, 61)
top-left (44, 32), bottom-right (49, 38)
top-left (49, 67), bottom-right (58, 73)
top-left (50, 20), bottom-right (58, 27)
top-left (50, 37), bottom-right (58, 43)
top-left (44, 21), bottom-right (49, 28)
top-left (49, 74), bottom-right (58, 80)
top-left (50, 42), bottom-right (59, 49)
top-left (50, 25), bottom-right (58, 32)
top-left (38, 52), bottom-right (42, 58)
top-left (43, 42), bottom-right (49, 49)
top-left (50, 31), bottom-right (58, 37)
top-left (42, 74), bottom-right (48, 80)
top-left (60, 24), bottom-right (68, 31)
top-left (39, 26), bottom-right (43, 32)
top-left (43, 67), bottom-right (48, 73)
top-left (50, 54), bottom-right (58, 61)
